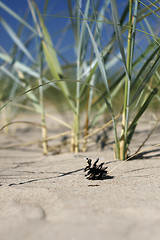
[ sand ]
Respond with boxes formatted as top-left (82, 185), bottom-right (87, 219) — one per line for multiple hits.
top-left (0, 113), bottom-right (160, 240)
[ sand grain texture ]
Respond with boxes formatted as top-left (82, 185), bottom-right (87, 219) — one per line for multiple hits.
top-left (0, 117), bottom-right (160, 240)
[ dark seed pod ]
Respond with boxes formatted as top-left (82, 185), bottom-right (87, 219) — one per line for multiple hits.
top-left (84, 158), bottom-right (110, 180)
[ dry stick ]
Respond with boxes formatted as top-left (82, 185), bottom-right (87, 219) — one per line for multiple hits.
top-left (83, 113), bottom-right (121, 140)
top-left (82, 90), bottom-right (90, 152)
top-left (0, 130), bottom-right (71, 149)
top-left (46, 131), bottom-right (71, 141)
top-left (70, 124), bottom-right (75, 153)
top-left (109, 143), bottom-right (160, 174)
top-left (9, 102), bottom-right (119, 147)
top-left (0, 140), bottom-right (43, 149)
top-left (46, 114), bottom-right (71, 129)
top-left (109, 120), bottom-right (159, 173)
top-left (10, 103), bottom-right (72, 129)
top-left (0, 121), bottom-right (46, 131)
top-left (134, 120), bottom-right (159, 155)
top-left (0, 101), bottom-right (9, 134)
top-left (1, 79), bottom-right (120, 153)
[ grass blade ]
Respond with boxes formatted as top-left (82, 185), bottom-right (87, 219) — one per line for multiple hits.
top-left (0, 66), bottom-right (23, 86)
top-left (75, 0), bottom-right (120, 157)
top-left (75, 0), bottom-right (111, 104)
top-left (32, 1), bottom-right (76, 113)
top-left (110, 0), bottom-right (127, 66)
top-left (0, 1), bottom-right (36, 33)
top-left (0, 17), bottom-right (35, 62)
top-left (130, 52), bottom-right (160, 106)
top-left (127, 88), bottom-right (158, 146)
top-left (110, 0), bottom-right (132, 159)
top-left (38, 40), bottom-right (48, 155)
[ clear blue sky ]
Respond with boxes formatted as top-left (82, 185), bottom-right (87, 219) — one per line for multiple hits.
top-left (1, 0), bottom-right (157, 65)
top-left (1, 0), bottom-right (75, 63)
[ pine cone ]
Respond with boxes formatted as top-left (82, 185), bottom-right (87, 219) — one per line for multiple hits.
top-left (84, 158), bottom-right (108, 180)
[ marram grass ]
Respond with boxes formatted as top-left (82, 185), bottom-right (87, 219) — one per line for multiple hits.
top-left (0, 0), bottom-right (160, 159)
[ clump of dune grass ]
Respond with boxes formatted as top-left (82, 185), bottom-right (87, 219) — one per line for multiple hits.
top-left (0, 0), bottom-right (160, 159)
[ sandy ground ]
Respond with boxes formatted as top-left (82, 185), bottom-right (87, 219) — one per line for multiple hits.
top-left (0, 113), bottom-right (160, 240)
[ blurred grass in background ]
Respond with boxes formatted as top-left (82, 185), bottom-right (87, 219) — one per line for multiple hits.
top-left (0, 0), bottom-right (160, 158)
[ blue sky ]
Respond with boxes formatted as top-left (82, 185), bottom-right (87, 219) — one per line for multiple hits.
top-left (0, 0), bottom-right (127, 64)
top-left (0, 0), bottom-right (73, 61)
top-left (0, 0), bottom-right (159, 65)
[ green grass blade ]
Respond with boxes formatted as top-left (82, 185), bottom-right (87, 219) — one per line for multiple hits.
top-left (42, 41), bottom-right (75, 112)
top-left (77, 0), bottom-right (89, 62)
top-left (0, 81), bottom-right (51, 112)
top-left (0, 1), bottom-right (36, 33)
top-left (75, 1), bottom-right (111, 100)
top-left (32, 1), bottom-right (75, 112)
top-left (38, 39), bottom-right (48, 155)
top-left (9, 10), bottom-right (28, 63)
top-left (74, 1), bottom-right (108, 98)
top-left (74, 1), bottom-right (114, 111)
top-left (0, 68), bottom-right (41, 112)
top-left (31, 1), bottom-right (63, 76)
top-left (15, 62), bottom-right (40, 78)
top-left (79, 63), bottom-right (98, 97)
top-left (0, 17), bottom-right (35, 62)
top-left (0, 52), bottom-right (12, 63)
top-left (0, 66), bottom-right (23, 86)
top-left (110, 0), bottom-right (132, 159)
top-left (129, 0), bottom-right (138, 73)
top-left (67, 0), bottom-right (77, 40)
top-left (131, 45), bottom-right (160, 90)
top-left (120, 1), bottom-right (129, 25)
top-left (0, 52), bottom-right (59, 89)
top-left (43, 0), bottom-right (50, 16)
top-left (75, 0), bottom-right (120, 157)
top-left (138, 0), bottom-right (160, 20)
top-left (74, 0), bottom-right (90, 152)
top-left (130, 52), bottom-right (160, 106)
top-left (110, 0), bottom-right (127, 67)
top-left (127, 88), bottom-right (158, 146)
